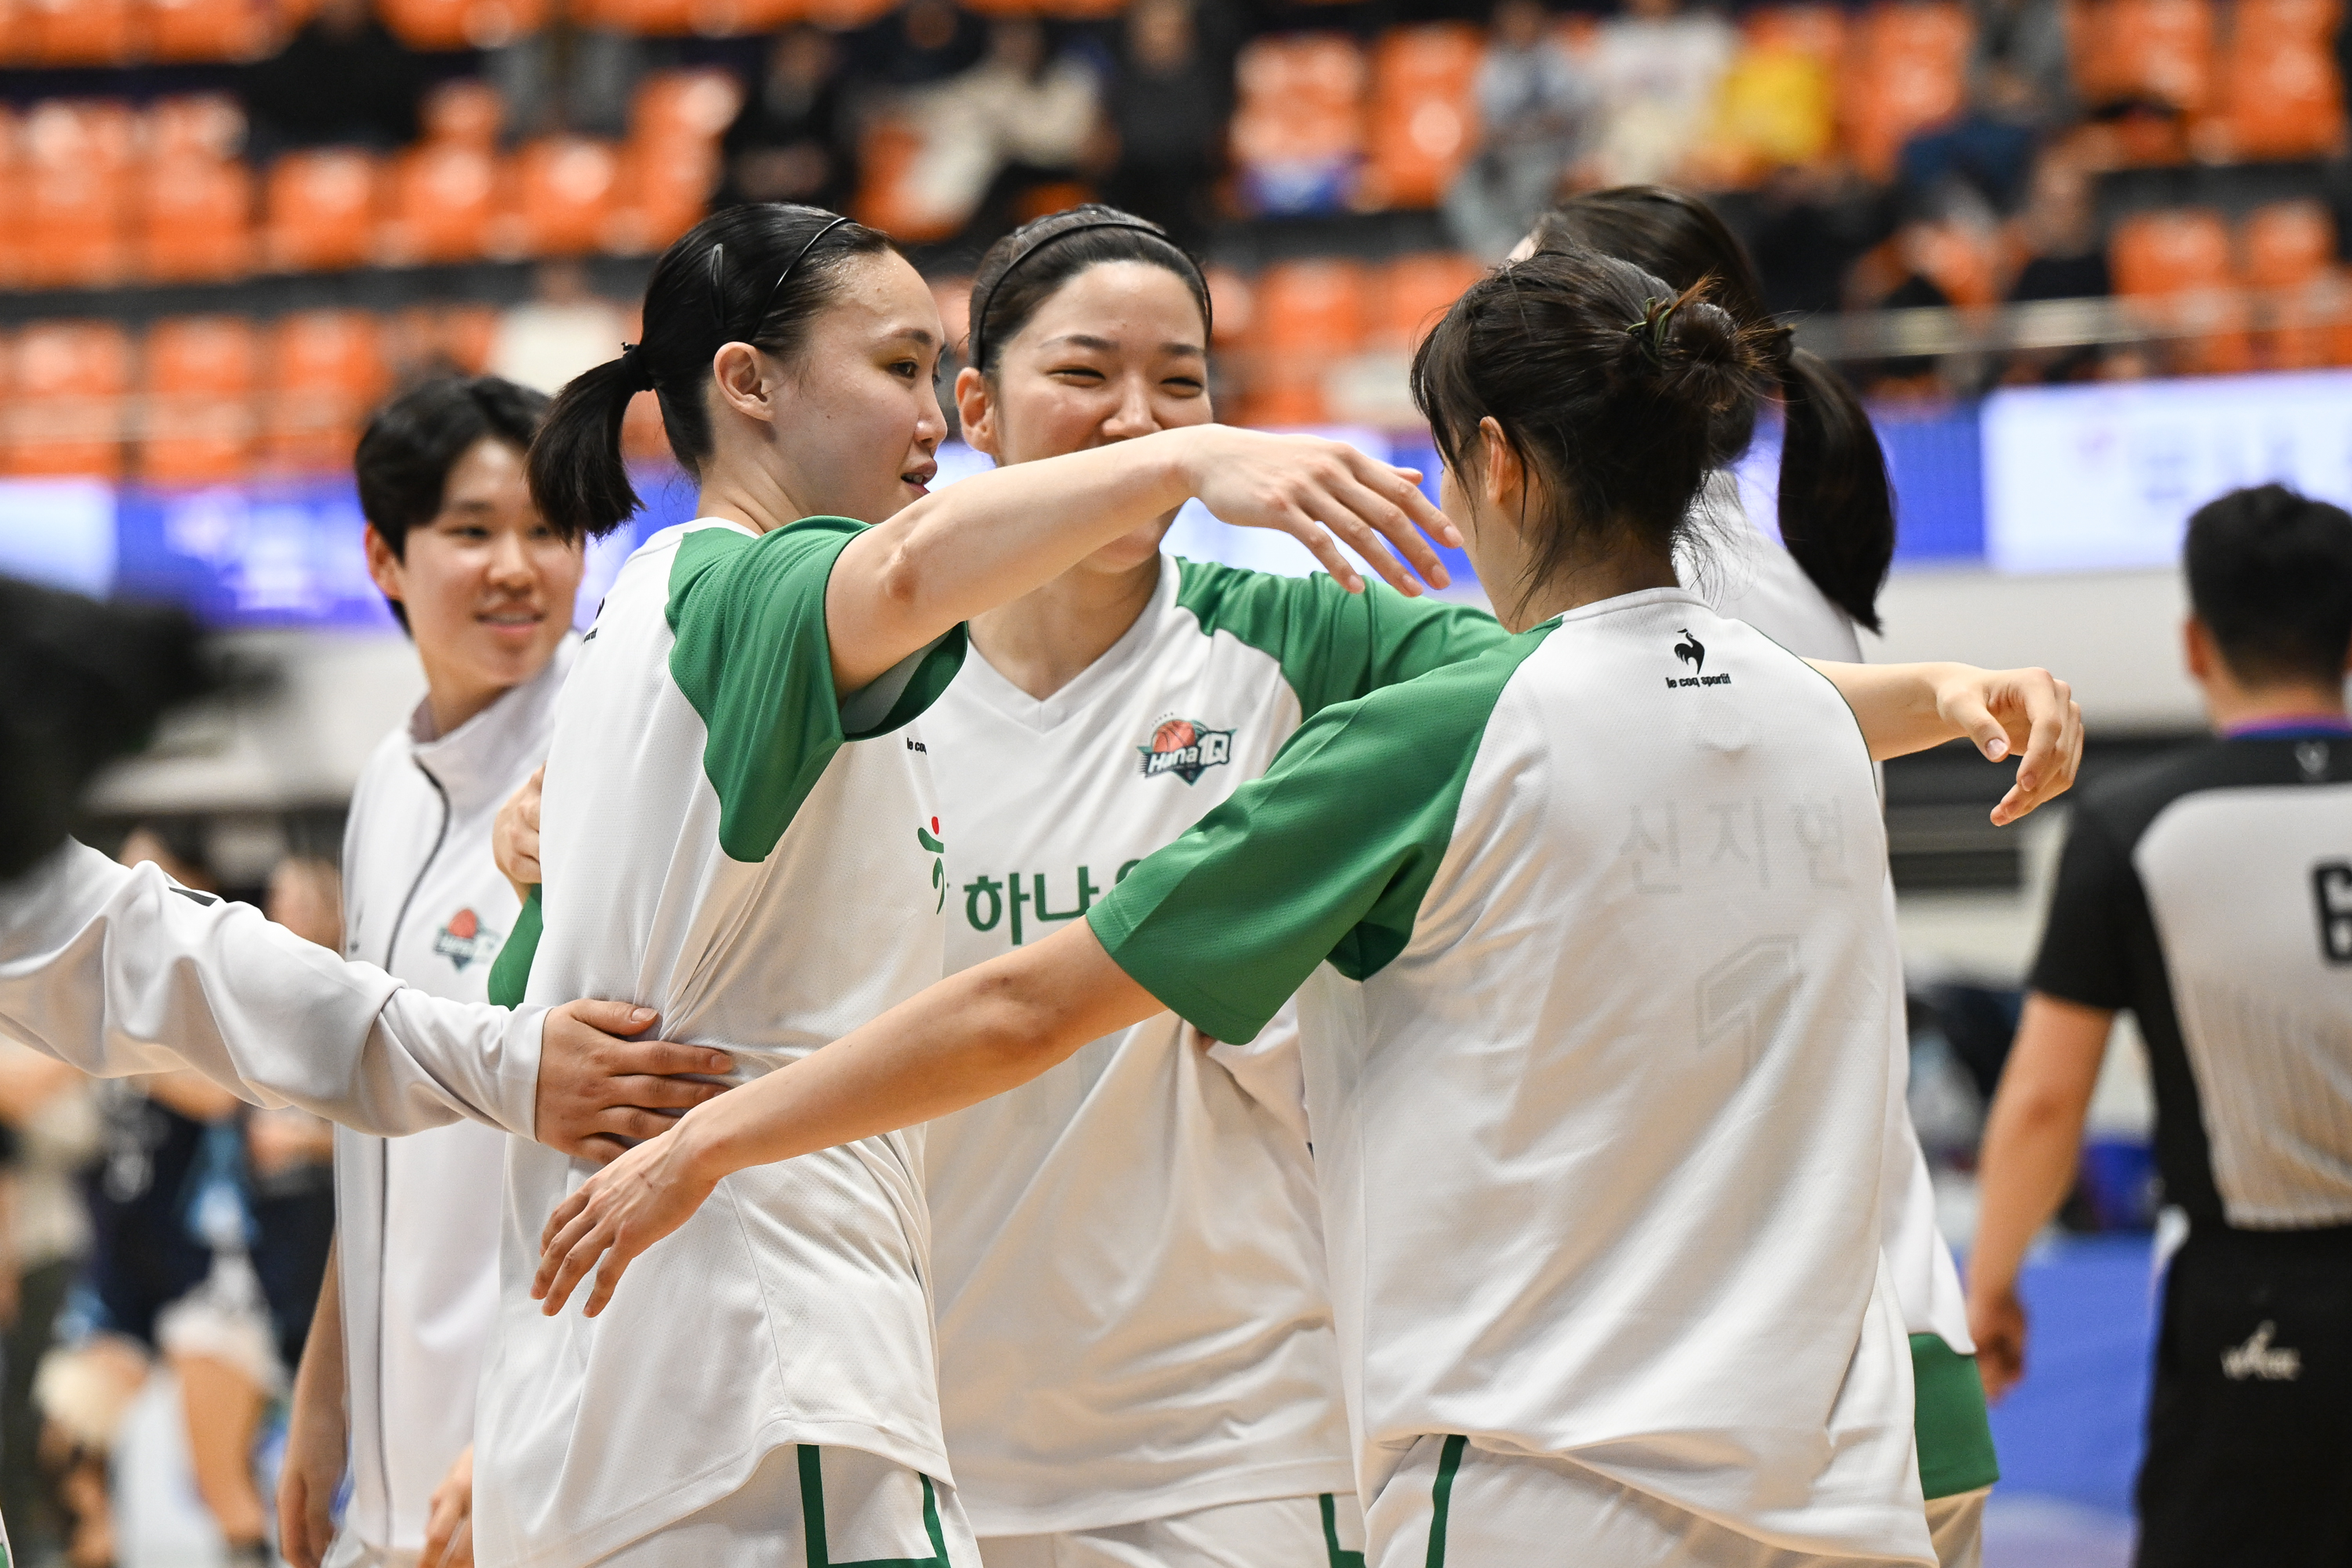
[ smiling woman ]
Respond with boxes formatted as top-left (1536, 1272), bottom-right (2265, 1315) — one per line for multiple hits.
top-left (460, 201), bottom-right (1463, 1568)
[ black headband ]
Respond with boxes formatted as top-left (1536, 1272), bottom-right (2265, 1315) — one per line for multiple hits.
top-left (967, 217), bottom-right (1208, 369)
top-left (708, 216), bottom-right (856, 345)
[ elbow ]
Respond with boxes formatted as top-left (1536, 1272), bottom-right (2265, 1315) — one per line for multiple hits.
top-left (964, 966), bottom-right (1085, 1085)
top-left (868, 526), bottom-right (937, 617)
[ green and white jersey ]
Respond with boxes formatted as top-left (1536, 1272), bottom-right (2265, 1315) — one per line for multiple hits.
top-left (921, 556), bottom-right (1504, 1537)
top-left (1090, 588), bottom-right (1933, 1565)
top-left (479, 517), bottom-right (965, 1568)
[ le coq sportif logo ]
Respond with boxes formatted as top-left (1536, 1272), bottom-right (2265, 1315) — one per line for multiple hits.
top-left (1666, 629), bottom-right (1732, 690)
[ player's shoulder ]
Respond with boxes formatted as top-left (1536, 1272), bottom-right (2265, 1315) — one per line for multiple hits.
top-left (2074, 739), bottom-right (2266, 849)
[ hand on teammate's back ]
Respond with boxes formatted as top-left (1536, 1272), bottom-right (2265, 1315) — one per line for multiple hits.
top-left (535, 1001), bottom-right (735, 1163)
top-left (494, 765), bottom-right (545, 902)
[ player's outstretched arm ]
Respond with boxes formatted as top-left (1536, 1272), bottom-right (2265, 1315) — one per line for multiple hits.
top-left (535, 920), bottom-right (1156, 1317)
top-left (0, 840), bottom-right (731, 1152)
top-left (823, 425), bottom-right (1462, 692)
top-left (1809, 661), bottom-right (2082, 824)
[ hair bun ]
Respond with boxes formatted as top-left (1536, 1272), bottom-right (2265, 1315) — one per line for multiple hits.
top-left (1630, 287), bottom-right (1769, 419)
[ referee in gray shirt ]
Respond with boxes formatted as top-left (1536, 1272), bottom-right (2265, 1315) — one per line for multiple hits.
top-left (1969, 484), bottom-right (2352, 1566)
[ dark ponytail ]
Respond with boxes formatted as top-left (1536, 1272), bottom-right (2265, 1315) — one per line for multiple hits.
top-left (528, 203), bottom-right (892, 541)
top-left (1530, 187), bottom-right (1896, 632)
top-left (1410, 251), bottom-right (1773, 619)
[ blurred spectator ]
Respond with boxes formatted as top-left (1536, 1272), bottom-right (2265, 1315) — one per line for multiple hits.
top-left (1444, 0), bottom-right (1597, 260)
top-left (242, 0), bottom-right (426, 158)
top-left (488, 2), bottom-right (643, 141)
top-left (1748, 162), bottom-right (1894, 316)
top-left (719, 25), bottom-right (857, 212)
top-left (0, 1037), bottom-right (97, 1568)
top-left (1969, 0), bottom-right (2074, 132)
top-left (914, 18), bottom-right (1105, 245)
top-left (1587, 0), bottom-right (1737, 187)
top-left (490, 261), bottom-right (632, 397)
top-left (1105, 0), bottom-right (1235, 254)
top-left (854, 0), bottom-right (989, 92)
top-left (1897, 73), bottom-right (2042, 212)
top-left (2008, 153), bottom-right (2111, 301)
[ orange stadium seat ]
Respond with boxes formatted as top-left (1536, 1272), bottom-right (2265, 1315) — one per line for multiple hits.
top-left (2074, 0), bottom-right (2215, 111)
top-left (2213, 32), bottom-right (2345, 160)
top-left (854, 118), bottom-right (960, 243)
top-left (0, 108), bottom-right (20, 289)
top-left (1230, 34), bottom-right (1367, 213)
top-left (1203, 265), bottom-right (1254, 348)
top-left (619, 137), bottom-right (720, 251)
top-left (19, 101), bottom-right (138, 289)
top-left (435, 303), bottom-right (500, 374)
top-left (146, 0), bottom-right (273, 60)
top-left (2241, 200), bottom-right (2340, 369)
top-left (2110, 206), bottom-right (2251, 372)
top-left (382, 141), bottom-right (501, 264)
top-left (263, 310), bottom-right (387, 471)
top-left (140, 315), bottom-right (260, 484)
top-left (586, 0), bottom-right (796, 33)
top-left (1372, 252), bottom-right (1483, 350)
top-left (13, 0), bottom-right (139, 64)
top-left (631, 68), bottom-right (744, 151)
top-left (145, 93), bottom-right (248, 160)
top-left (515, 136), bottom-right (623, 256)
top-left (5, 322), bottom-right (133, 477)
top-left (1244, 259), bottom-right (1367, 425)
top-left (422, 79), bottom-right (506, 147)
top-left (379, 0), bottom-right (546, 49)
top-left (263, 149), bottom-right (381, 271)
top-left (1839, 3), bottom-right (1974, 183)
top-left (138, 152), bottom-right (256, 281)
top-left (1362, 25), bottom-right (1483, 211)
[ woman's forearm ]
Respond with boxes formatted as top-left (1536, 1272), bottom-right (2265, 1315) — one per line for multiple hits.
top-left (677, 924), bottom-right (1156, 1185)
top-left (1969, 994), bottom-right (2114, 1300)
top-left (1810, 660), bottom-right (1975, 760)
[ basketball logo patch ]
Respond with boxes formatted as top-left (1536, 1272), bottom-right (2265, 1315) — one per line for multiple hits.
top-left (1138, 716), bottom-right (1233, 786)
top-left (434, 907), bottom-right (504, 972)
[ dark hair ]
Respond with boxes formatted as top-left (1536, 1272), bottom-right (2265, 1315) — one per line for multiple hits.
top-left (356, 375), bottom-right (554, 633)
top-left (967, 204), bottom-right (1210, 376)
top-left (2185, 484), bottom-right (2352, 688)
top-left (528, 203), bottom-right (892, 541)
top-left (1410, 249), bottom-right (1771, 618)
top-left (1531, 187), bottom-right (1896, 632)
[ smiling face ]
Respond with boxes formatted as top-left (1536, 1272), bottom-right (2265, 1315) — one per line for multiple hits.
top-left (749, 249), bottom-right (950, 526)
top-left (957, 260), bottom-right (1211, 573)
top-left (365, 436), bottom-right (583, 735)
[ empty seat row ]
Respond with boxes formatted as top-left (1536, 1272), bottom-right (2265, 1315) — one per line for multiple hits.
top-left (0, 307), bottom-right (496, 481)
top-left (0, 74), bottom-right (738, 291)
top-left (2068, 0), bottom-right (2343, 162)
top-left (2110, 201), bottom-right (2352, 373)
top-left (1207, 252), bottom-right (1487, 426)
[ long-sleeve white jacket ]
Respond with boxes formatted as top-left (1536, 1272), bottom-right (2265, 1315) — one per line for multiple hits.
top-left (0, 840), bottom-right (541, 1138)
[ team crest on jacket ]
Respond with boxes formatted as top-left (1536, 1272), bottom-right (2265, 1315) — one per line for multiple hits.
top-left (433, 908), bottom-right (504, 972)
top-left (1138, 716), bottom-right (1233, 785)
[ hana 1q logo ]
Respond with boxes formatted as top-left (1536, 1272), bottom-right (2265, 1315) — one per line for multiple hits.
top-left (1138, 716), bottom-right (1234, 785)
top-left (433, 907), bottom-right (504, 973)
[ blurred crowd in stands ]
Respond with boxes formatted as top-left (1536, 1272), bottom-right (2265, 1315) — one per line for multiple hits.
top-left (0, 0), bottom-right (2348, 464)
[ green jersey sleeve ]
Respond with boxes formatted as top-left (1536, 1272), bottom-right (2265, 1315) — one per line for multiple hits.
top-left (1173, 559), bottom-right (1509, 720)
top-left (669, 518), bottom-right (965, 865)
top-left (1088, 623), bottom-right (1553, 1044)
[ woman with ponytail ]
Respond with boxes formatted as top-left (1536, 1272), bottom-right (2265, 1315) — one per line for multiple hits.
top-left (1529, 185), bottom-right (1896, 655)
top-left (1530, 185), bottom-right (1999, 1568)
top-left (539, 245), bottom-right (2083, 1568)
top-left (474, 201), bottom-right (1459, 1568)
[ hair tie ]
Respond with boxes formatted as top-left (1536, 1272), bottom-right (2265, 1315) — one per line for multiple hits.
top-left (617, 342), bottom-right (655, 394)
top-left (1624, 297), bottom-right (1678, 364)
top-left (969, 216), bottom-right (1209, 369)
top-left (742, 214), bottom-right (853, 341)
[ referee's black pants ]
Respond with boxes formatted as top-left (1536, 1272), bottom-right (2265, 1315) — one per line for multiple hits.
top-left (2136, 1225), bottom-right (2352, 1568)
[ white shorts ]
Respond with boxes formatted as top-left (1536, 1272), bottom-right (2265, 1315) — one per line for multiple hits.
top-left (978, 1492), bottom-right (1366, 1568)
top-left (1922, 1487), bottom-right (1986, 1568)
top-left (1365, 1436), bottom-right (1904, 1568)
top-left (599, 1443), bottom-right (980, 1568)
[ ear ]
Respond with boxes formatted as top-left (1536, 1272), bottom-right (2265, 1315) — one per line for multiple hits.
top-left (710, 340), bottom-right (778, 425)
top-left (955, 365), bottom-right (1000, 459)
top-left (363, 524), bottom-right (405, 604)
top-left (1477, 416), bottom-right (1523, 517)
top-left (2183, 615), bottom-right (2212, 684)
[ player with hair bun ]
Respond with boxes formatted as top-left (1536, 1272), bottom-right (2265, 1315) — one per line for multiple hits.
top-left (539, 245), bottom-right (2084, 1568)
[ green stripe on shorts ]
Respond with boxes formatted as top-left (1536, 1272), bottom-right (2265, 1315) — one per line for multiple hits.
top-left (1425, 1435), bottom-right (1467, 1568)
top-left (1911, 1334), bottom-right (2001, 1498)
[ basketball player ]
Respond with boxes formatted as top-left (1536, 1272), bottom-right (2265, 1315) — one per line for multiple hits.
top-left (539, 251), bottom-right (2082, 1567)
